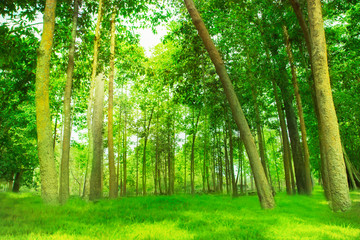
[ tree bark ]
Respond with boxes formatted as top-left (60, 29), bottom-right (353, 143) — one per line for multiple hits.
top-left (108, 9), bottom-right (117, 199)
top-left (184, 0), bottom-right (274, 209)
top-left (307, 0), bottom-right (351, 211)
top-left (35, 0), bottom-right (58, 204)
top-left (60, 0), bottom-right (80, 204)
top-left (89, 73), bottom-right (105, 201)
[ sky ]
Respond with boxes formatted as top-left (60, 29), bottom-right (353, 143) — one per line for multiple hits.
top-left (134, 24), bottom-right (169, 57)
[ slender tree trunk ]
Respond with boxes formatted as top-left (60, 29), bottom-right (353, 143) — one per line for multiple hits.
top-left (307, 0), bottom-right (351, 211)
top-left (89, 73), bottom-right (105, 201)
top-left (60, 0), bottom-right (80, 204)
top-left (142, 108), bottom-right (154, 196)
top-left (217, 130), bottom-right (223, 192)
top-left (122, 109), bottom-right (127, 196)
top-left (136, 135), bottom-right (139, 196)
top-left (224, 130), bottom-right (230, 195)
top-left (190, 109), bottom-right (201, 195)
top-left (84, 0), bottom-right (103, 198)
top-left (184, 0), bottom-right (274, 209)
top-left (154, 115), bottom-right (159, 195)
top-left (211, 134), bottom-right (216, 191)
top-left (248, 58), bottom-right (268, 180)
top-left (228, 118), bottom-right (238, 197)
top-left (108, 9), bottom-right (117, 199)
top-left (184, 133), bottom-right (187, 193)
top-left (35, 0), bottom-right (58, 204)
top-left (272, 80), bottom-right (293, 195)
top-left (203, 134), bottom-right (207, 193)
top-left (167, 130), bottom-right (172, 195)
top-left (283, 25), bottom-right (312, 194)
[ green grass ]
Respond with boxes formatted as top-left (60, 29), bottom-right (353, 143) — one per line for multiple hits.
top-left (0, 187), bottom-right (359, 240)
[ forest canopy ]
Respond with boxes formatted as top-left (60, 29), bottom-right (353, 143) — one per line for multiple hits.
top-left (0, 0), bottom-right (359, 214)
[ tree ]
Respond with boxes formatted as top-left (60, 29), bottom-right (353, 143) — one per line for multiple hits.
top-left (108, 7), bottom-right (117, 199)
top-left (89, 73), bottom-right (105, 201)
top-left (183, 0), bottom-right (275, 209)
top-left (306, 0), bottom-right (351, 211)
top-left (35, 0), bottom-right (58, 204)
top-left (59, 0), bottom-right (80, 204)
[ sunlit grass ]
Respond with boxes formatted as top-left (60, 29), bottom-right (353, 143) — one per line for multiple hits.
top-left (0, 186), bottom-right (359, 239)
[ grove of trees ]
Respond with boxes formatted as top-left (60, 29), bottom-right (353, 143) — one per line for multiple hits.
top-left (1, 0), bottom-right (359, 212)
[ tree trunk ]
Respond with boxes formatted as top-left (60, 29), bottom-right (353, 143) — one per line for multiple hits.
top-left (307, 0), bottom-right (351, 211)
top-left (154, 115), bottom-right (158, 195)
top-left (277, 64), bottom-right (310, 195)
top-left (108, 9), bottom-right (117, 199)
top-left (248, 58), bottom-right (268, 180)
top-left (228, 116), bottom-right (238, 197)
top-left (89, 73), bottom-right (105, 201)
top-left (12, 171), bottom-right (23, 193)
top-left (122, 109), bottom-right (127, 196)
top-left (142, 108), bottom-right (154, 196)
top-left (289, 0), bottom-right (330, 200)
top-left (60, 0), bottom-right (80, 204)
top-left (283, 25), bottom-right (312, 194)
top-left (184, 0), bottom-right (275, 209)
top-left (224, 129), bottom-right (230, 195)
top-left (35, 0), bottom-right (58, 204)
top-left (84, 0), bottom-right (103, 198)
top-left (272, 80), bottom-right (293, 195)
top-left (190, 109), bottom-right (201, 195)
top-left (184, 133), bottom-right (187, 193)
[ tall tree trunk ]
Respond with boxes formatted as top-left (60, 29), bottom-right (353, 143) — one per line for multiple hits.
top-left (307, 0), bottom-right (351, 211)
top-left (276, 58), bottom-right (310, 195)
top-left (84, 0), bottom-right (103, 198)
top-left (154, 115), bottom-right (159, 195)
top-left (184, 133), bottom-right (187, 193)
top-left (272, 80), bottom-right (293, 195)
top-left (184, 0), bottom-right (274, 208)
top-left (136, 135), bottom-right (139, 196)
top-left (60, 0), bottom-right (80, 204)
top-left (89, 73), bottom-right (105, 201)
top-left (142, 108), bottom-right (154, 196)
top-left (122, 109), bottom-right (127, 196)
top-left (217, 129), bottom-right (223, 192)
top-left (248, 57), bottom-right (268, 180)
top-left (211, 134), bottom-right (216, 191)
top-left (190, 108), bottom-right (201, 195)
top-left (35, 0), bottom-right (58, 204)
top-left (224, 129), bottom-right (230, 195)
top-left (167, 129), bottom-right (172, 195)
top-left (108, 9), bottom-right (117, 199)
top-left (283, 25), bottom-right (312, 194)
top-left (228, 117), bottom-right (238, 197)
top-left (289, 0), bottom-right (330, 199)
top-left (203, 133), bottom-right (207, 193)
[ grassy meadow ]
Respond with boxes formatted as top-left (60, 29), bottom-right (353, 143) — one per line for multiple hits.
top-left (0, 187), bottom-right (359, 240)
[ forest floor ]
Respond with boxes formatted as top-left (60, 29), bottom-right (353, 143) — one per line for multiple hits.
top-left (0, 186), bottom-right (359, 240)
